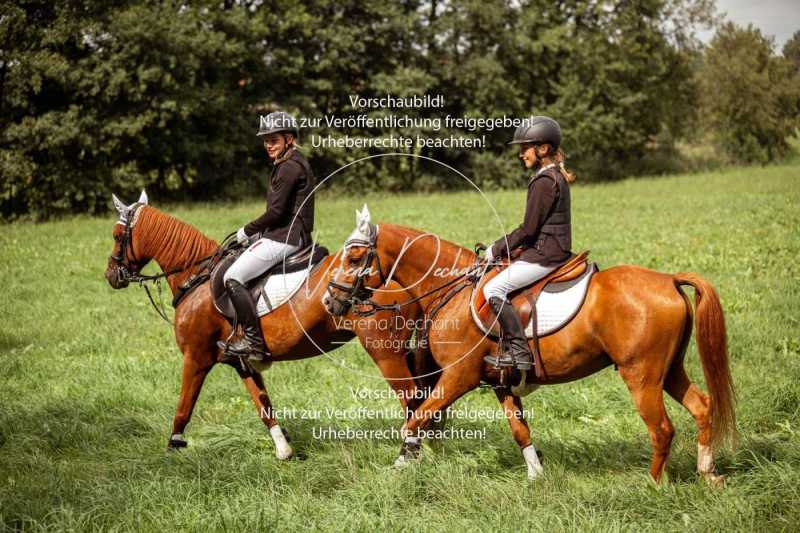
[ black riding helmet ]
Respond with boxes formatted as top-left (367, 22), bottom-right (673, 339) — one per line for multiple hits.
top-left (509, 116), bottom-right (561, 149)
top-left (257, 111), bottom-right (299, 138)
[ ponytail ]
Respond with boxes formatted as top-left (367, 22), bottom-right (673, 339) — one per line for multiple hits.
top-left (555, 148), bottom-right (577, 184)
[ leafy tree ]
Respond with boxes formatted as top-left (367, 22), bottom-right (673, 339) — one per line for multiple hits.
top-left (698, 22), bottom-right (800, 164)
top-left (0, 0), bottom-right (738, 218)
top-left (1, 1), bottom-right (266, 219)
top-left (783, 30), bottom-right (800, 72)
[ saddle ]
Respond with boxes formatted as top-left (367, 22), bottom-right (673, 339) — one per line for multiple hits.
top-left (210, 242), bottom-right (328, 321)
top-left (471, 250), bottom-right (595, 379)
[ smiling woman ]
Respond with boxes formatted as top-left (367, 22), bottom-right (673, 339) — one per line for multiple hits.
top-left (219, 111), bottom-right (316, 364)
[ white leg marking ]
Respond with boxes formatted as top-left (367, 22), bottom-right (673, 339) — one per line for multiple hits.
top-left (523, 444), bottom-right (544, 480)
top-left (270, 425), bottom-right (293, 460)
top-left (697, 443), bottom-right (714, 473)
top-left (393, 436), bottom-right (421, 468)
top-left (170, 432), bottom-right (184, 441)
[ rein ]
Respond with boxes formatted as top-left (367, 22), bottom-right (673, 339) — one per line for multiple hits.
top-left (110, 203), bottom-right (233, 325)
top-left (328, 232), bottom-right (487, 317)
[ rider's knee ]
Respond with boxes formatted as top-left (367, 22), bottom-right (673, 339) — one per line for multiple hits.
top-left (483, 282), bottom-right (506, 301)
top-left (223, 267), bottom-right (244, 285)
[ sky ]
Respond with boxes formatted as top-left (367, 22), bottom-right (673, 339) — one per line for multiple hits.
top-left (698, 0), bottom-right (800, 51)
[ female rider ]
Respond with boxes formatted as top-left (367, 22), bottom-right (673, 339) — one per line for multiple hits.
top-left (483, 116), bottom-right (576, 371)
top-left (219, 111), bottom-right (316, 363)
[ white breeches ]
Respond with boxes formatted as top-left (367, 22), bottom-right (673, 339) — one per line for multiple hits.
top-left (482, 261), bottom-right (556, 301)
top-left (223, 238), bottom-right (301, 285)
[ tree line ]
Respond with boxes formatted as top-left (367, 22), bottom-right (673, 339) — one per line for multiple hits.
top-left (2, 0), bottom-right (799, 219)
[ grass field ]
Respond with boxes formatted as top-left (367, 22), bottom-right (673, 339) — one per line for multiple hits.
top-left (1, 163), bottom-right (799, 531)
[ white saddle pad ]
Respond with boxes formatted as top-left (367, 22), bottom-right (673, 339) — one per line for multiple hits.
top-left (524, 264), bottom-right (596, 336)
top-left (255, 267), bottom-right (313, 316)
top-left (471, 264), bottom-right (596, 338)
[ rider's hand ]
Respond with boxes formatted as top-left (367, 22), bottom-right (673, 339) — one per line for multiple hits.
top-left (236, 227), bottom-right (251, 246)
top-left (485, 245), bottom-right (495, 262)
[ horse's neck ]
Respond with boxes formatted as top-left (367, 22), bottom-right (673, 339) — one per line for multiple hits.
top-left (299, 254), bottom-right (338, 303)
top-left (380, 226), bottom-right (475, 305)
top-left (136, 208), bottom-right (218, 294)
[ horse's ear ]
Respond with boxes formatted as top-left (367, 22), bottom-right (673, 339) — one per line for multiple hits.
top-left (138, 189), bottom-right (148, 205)
top-left (112, 194), bottom-right (129, 217)
top-left (357, 204), bottom-right (371, 234)
top-left (355, 208), bottom-right (361, 224)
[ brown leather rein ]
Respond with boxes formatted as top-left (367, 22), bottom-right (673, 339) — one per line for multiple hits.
top-left (326, 233), bottom-right (487, 318)
top-left (109, 203), bottom-right (231, 324)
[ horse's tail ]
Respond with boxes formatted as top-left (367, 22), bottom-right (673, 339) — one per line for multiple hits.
top-left (674, 272), bottom-right (737, 450)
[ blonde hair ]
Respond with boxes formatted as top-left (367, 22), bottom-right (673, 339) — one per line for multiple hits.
top-left (554, 147), bottom-right (577, 184)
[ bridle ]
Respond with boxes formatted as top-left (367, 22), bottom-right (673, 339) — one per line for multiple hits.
top-left (326, 229), bottom-right (486, 317)
top-left (109, 203), bottom-right (217, 324)
top-left (110, 203), bottom-right (146, 284)
top-left (326, 231), bottom-right (388, 317)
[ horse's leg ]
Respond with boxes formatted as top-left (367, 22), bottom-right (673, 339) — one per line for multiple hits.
top-left (393, 367), bottom-right (479, 466)
top-left (168, 353), bottom-right (213, 450)
top-left (370, 353), bottom-right (423, 423)
top-left (233, 364), bottom-right (292, 460)
top-left (495, 390), bottom-right (542, 480)
top-left (664, 361), bottom-right (724, 485)
top-left (619, 366), bottom-right (675, 482)
top-left (354, 307), bottom-right (425, 425)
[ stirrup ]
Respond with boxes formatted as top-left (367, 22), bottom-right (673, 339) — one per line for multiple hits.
top-left (217, 339), bottom-right (270, 363)
top-left (484, 353), bottom-right (533, 371)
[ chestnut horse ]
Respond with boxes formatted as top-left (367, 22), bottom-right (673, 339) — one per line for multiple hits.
top-left (324, 208), bottom-right (736, 483)
top-left (104, 193), bottom-right (428, 460)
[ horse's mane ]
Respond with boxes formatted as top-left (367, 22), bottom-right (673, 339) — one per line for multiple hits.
top-left (137, 206), bottom-right (219, 267)
top-left (380, 223), bottom-right (477, 267)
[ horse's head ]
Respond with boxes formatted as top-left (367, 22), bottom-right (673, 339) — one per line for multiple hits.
top-left (105, 190), bottom-right (152, 289)
top-left (324, 205), bottom-right (385, 316)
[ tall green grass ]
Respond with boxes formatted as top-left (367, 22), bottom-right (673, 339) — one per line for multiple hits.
top-left (1, 163), bottom-right (799, 531)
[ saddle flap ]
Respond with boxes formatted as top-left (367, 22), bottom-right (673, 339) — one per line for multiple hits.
top-left (471, 250), bottom-right (594, 338)
top-left (211, 243), bottom-right (329, 321)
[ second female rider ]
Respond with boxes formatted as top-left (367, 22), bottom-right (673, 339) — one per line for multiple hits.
top-left (483, 116), bottom-right (576, 371)
top-left (219, 111), bottom-right (316, 363)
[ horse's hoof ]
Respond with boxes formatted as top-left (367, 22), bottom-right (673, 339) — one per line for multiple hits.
top-left (393, 455), bottom-right (412, 468)
top-left (702, 472), bottom-right (726, 487)
top-left (527, 465), bottom-right (544, 481)
top-left (275, 446), bottom-right (293, 460)
top-left (167, 438), bottom-right (188, 451)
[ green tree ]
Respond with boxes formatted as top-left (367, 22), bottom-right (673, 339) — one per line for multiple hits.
top-left (1, 1), bottom-right (266, 219)
top-left (783, 30), bottom-right (800, 72)
top-left (698, 22), bottom-right (800, 163)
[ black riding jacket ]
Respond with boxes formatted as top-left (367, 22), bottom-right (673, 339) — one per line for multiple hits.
top-left (244, 149), bottom-right (315, 247)
top-left (491, 164), bottom-right (572, 266)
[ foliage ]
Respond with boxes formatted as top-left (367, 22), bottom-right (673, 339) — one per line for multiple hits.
top-left (697, 23), bottom-right (800, 164)
top-left (3, 1), bottom-right (796, 219)
top-left (1, 0), bottom-right (266, 219)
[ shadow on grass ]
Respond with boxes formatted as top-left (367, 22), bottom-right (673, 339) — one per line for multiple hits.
top-left (0, 329), bottom-right (26, 352)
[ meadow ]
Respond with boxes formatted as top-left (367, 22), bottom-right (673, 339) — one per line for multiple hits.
top-left (1, 162), bottom-right (799, 531)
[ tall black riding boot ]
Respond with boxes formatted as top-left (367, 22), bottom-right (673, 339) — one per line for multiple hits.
top-left (483, 296), bottom-right (533, 371)
top-left (218, 279), bottom-right (270, 363)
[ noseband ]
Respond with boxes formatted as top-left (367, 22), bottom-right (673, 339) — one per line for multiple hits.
top-left (110, 203), bottom-right (145, 283)
top-left (326, 235), bottom-right (388, 316)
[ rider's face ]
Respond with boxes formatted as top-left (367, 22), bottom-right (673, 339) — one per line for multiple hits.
top-left (518, 143), bottom-right (538, 169)
top-left (262, 133), bottom-right (292, 160)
